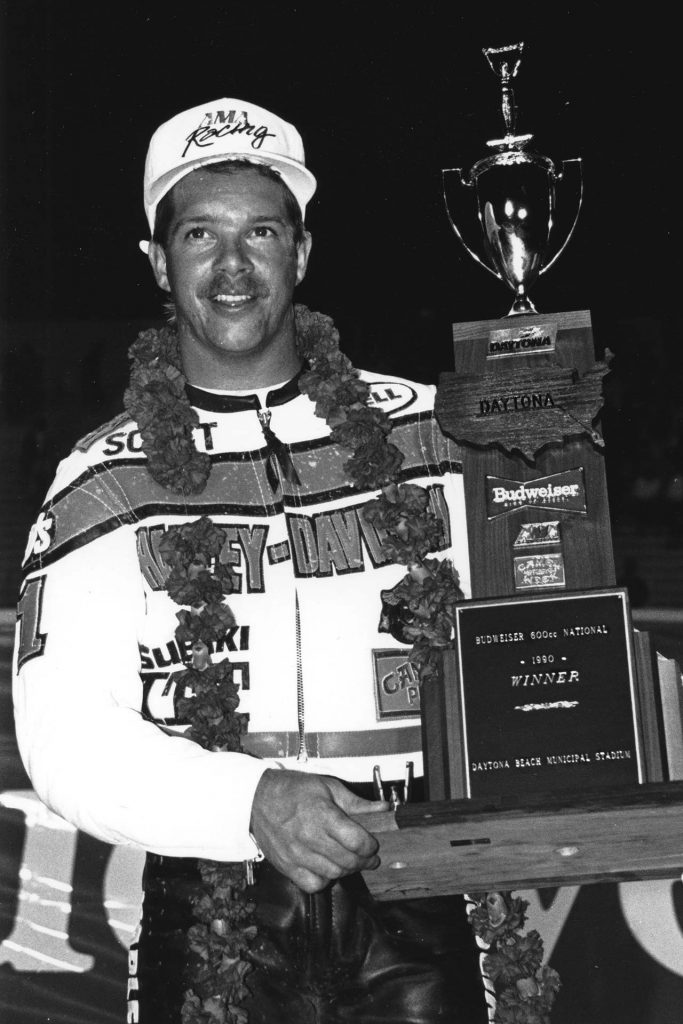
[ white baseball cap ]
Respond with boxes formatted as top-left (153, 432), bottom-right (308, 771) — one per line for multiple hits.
top-left (141, 97), bottom-right (317, 248)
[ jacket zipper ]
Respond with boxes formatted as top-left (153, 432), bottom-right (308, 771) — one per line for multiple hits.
top-left (295, 589), bottom-right (308, 761)
top-left (260, 403), bottom-right (306, 762)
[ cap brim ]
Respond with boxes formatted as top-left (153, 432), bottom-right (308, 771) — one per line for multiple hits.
top-left (144, 153), bottom-right (317, 235)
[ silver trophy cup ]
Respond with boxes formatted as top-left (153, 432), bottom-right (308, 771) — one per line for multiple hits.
top-left (444, 43), bottom-right (582, 316)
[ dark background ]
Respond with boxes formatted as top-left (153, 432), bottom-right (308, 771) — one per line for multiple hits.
top-left (1, 5), bottom-right (679, 608)
top-left (0, 3), bottom-right (677, 356)
top-left (2, 2), bottom-right (681, 613)
top-left (0, 6), bottom-right (682, 1023)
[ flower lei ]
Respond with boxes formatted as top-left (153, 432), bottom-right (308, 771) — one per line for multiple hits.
top-left (124, 305), bottom-right (560, 1023)
top-left (469, 892), bottom-right (561, 1023)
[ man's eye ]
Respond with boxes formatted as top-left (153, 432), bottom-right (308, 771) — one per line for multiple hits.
top-left (251, 225), bottom-right (276, 239)
top-left (186, 227), bottom-right (210, 240)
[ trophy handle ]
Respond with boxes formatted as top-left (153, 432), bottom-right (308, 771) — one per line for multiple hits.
top-left (442, 167), bottom-right (501, 281)
top-left (540, 157), bottom-right (583, 277)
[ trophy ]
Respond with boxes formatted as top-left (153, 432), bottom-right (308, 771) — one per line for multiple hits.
top-left (443, 42), bottom-right (582, 315)
top-left (355, 46), bottom-right (683, 956)
top-left (427, 41), bottom-right (654, 808)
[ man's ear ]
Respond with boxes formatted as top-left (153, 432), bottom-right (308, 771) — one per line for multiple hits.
top-left (296, 231), bottom-right (312, 286)
top-left (148, 241), bottom-right (171, 293)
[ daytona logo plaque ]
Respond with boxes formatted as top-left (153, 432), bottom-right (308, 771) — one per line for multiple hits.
top-left (487, 322), bottom-right (558, 359)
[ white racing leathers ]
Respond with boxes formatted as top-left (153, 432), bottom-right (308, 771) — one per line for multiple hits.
top-left (13, 371), bottom-right (470, 864)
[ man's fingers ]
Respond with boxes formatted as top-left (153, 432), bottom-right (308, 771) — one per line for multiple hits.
top-left (288, 808), bottom-right (379, 870)
top-left (270, 845), bottom-right (365, 892)
top-left (325, 778), bottom-right (391, 817)
top-left (287, 866), bottom-right (329, 894)
top-left (319, 804), bottom-right (380, 860)
top-left (250, 769), bottom-right (386, 889)
top-left (294, 873), bottom-right (327, 894)
top-left (288, 851), bottom-right (382, 892)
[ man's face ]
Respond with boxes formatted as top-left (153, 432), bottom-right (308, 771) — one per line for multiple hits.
top-left (148, 168), bottom-right (311, 368)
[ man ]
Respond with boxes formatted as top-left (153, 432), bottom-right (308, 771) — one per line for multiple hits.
top-left (14, 99), bottom-right (486, 1022)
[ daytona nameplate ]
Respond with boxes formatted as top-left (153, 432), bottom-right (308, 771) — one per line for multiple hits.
top-left (453, 589), bottom-right (643, 798)
top-left (487, 322), bottom-right (558, 360)
top-left (486, 468), bottom-right (587, 519)
top-left (434, 360), bottom-right (610, 461)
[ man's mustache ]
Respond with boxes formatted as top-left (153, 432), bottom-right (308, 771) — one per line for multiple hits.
top-left (203, 277), bottom-right (268, 298)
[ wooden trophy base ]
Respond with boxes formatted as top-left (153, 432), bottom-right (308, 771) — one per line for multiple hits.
top-left (356, 781), bottom-right (683, 901)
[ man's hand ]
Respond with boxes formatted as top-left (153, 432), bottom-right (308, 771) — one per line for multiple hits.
top-left (250, 769), bottom-right (389, 893)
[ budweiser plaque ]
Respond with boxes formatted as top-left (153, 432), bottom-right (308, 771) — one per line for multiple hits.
top-left (485, 469), bottom-right (587, 519)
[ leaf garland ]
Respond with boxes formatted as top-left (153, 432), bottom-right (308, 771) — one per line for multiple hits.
top-left (158, 518), bottom-right (253, 1024)
top-left (125, 305), bottom-right (560, 1023)
top-left (469, 893), bottom-right (561, 1023)
top-left (125, 327), bottom-right (212, 494)
top-left (379, 557), bottom-right (464, 684)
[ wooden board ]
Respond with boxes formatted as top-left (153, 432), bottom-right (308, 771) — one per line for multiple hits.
top-left (356, 782), bottom-right (683, 900)
top-left (436, 309), bottom-right (615, 599)
top-left (435, 363), bottom-right (609, 460)
top-left (456, 441), bottom-right (616, 598)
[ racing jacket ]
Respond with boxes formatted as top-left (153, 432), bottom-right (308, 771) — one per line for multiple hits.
top-left (13, 369), bottom-right (470, 864)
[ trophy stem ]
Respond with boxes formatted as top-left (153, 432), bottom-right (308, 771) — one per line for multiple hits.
top-left (508, 292), bottom-right (538, 316)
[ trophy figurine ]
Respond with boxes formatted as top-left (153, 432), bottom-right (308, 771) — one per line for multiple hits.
top-left (443, 42), bottom-right (582, 315)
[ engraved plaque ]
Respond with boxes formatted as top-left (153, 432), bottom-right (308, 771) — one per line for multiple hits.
top-left (453, 589), bottom-right (643, 798)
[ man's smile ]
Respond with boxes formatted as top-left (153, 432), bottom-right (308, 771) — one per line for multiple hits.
top-left (211, 293), bottom-right (258, 309)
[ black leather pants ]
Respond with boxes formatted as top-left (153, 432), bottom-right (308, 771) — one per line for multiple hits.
top-left (130, 783), bottom-right (487, 1024)
top-left (131, 858), bottom-right (486, 1024)
top-left (243, 862), bottom-right (487, 1023)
